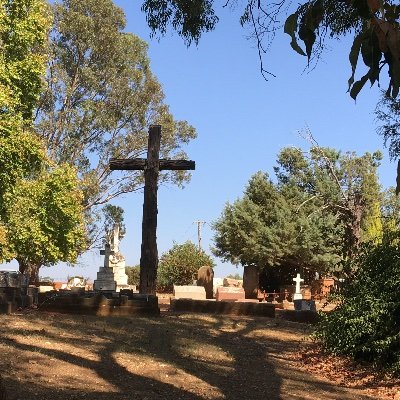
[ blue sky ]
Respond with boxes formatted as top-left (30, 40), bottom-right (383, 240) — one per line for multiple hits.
top-left (2, 1), bottom-right (396, 281)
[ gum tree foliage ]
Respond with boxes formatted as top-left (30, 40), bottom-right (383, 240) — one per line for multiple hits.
top-left (315, 231), bottom-right (400, 375)
top-left (125, 265), bottom-right (140, 286)
top-left (0, 0), bottom-right (51, 258)
top-left (101, 204), bottom-right (126, 245)
top-left (35, 0), bottom-right (197, 246)
top-left (213, 146), bottom-right (382, 283)
top-left (0, 0), bottom-right (87, 283)
top-left (141, 0), bottom-right (400, 98)
top-left (380, 186), bottom-right (400, 232)
top-left (375, 93), bottom-right (400, 195)
top-left (157, 241), bottom-right (215, 290)
top-left (5, 165), bottom-right (86, 283)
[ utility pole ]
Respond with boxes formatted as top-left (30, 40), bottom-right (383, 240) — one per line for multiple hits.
top-left (194, 220), bottom-right (206, 251)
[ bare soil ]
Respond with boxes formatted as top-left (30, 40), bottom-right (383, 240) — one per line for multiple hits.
top-left (0, 310), bottom-right (398, 400)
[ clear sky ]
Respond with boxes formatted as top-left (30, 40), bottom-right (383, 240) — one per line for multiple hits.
top-left (2, 1), bottom-right (396, 281)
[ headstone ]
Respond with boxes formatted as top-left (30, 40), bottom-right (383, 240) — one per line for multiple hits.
top-left (38, 285), bottom-right (54, 293)
top-left (0, 271), bottom-right (22, 288)
top-left (294, 299), bottom-right (317, 311)
top-left (93, 260), bottom-right (117, 291)
top-left (173, 285), bottom-right (206, 300)
top-left (197, 266), bottom-right (214, 299)
top-left (216, 286), bottom-right (245, 302)
top-left (27, 286), bottom-right (39, 305)
top-left (93, 223), bottom-right (129, 292)
top-left (67, 276), bottom-right (85, 288)
top-left (243, 265), bottom-right (259, 299)
top-left (293, 273), bottom-right (304, 300)
top-left (213, 278), bottom-right (223, 296)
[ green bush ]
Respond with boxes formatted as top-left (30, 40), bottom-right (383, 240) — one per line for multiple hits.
top-left (157, 241), bottom-right (215, 291)
top-left (315, 234), bottom-right (400, 375)
top-left (125, 265), bottom-right (140, 286)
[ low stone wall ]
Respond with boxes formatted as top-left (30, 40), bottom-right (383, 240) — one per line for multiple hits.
top-left (0, 287), bottom-right (37, 314)
top-left (40, 292), bottom-right (160, 316)
top-left (170, 299), bottom-right (275, 317)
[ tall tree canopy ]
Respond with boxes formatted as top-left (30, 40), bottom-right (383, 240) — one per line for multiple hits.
top-left (35, 0), bottom-right (197, 247)
top-left (0, 0), bottom-right (51, 261)
top-left (141, 0), bottom-right (400, 98)
top-left (213, 146), bottom-right (382, 285)
top-left (0, 0), bottom-right (87, 282)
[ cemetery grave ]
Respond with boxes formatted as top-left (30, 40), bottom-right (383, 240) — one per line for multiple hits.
top-left (0, 311), bottom-right (397, 400)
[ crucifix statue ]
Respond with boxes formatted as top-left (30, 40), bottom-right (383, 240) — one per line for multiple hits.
top-left (100, 243), bottom-right (113, 268)
top-left (109, 125), bottom-right (195, 294)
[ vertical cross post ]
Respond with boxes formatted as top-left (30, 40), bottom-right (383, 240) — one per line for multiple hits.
top-left (140, 125), bottom-right (161, 294)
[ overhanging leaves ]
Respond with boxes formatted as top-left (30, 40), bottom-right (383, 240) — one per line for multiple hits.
top-left (284, 12), bottom-right (306, 56)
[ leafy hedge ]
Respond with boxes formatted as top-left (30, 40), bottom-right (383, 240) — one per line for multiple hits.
top-left (157, 241), bottom-right (215, 291)
top-left (315, 235), bottom-right (400, 375)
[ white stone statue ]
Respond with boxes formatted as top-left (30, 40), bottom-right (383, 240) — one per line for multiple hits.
top-left (94, 222), bottom-right (129, 292)
top-left (111, 223), bottom-right (120, 254)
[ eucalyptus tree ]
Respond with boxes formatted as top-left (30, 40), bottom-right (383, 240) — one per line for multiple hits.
top-left (0, 0), bottom-right (87, 282)
top-left (142, 0), bottom-right (400, 99)
top-left (35, 0), bottom-right (196, 247)
top-left (5, 165), bottom-right (86, 284)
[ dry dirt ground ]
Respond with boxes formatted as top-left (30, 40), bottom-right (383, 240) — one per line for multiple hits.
top-left (0, 310), bottom-right (398, 400)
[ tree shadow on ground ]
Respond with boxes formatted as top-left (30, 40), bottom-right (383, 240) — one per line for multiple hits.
top-left (0, 312), bottom-right (375, 400)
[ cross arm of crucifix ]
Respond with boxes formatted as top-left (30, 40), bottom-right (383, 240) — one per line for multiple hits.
top-left (109, 159), bottom-right (195, 171)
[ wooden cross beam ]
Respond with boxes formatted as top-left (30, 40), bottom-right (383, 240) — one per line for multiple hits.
top-left (109, 125), bottom-right (195, 295)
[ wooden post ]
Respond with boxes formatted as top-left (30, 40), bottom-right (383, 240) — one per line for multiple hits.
top-left (139, 125), bottom-right (161, 294)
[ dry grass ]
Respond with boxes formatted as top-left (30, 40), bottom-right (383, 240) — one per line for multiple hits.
top-left (0, 311), bottom-right (397, 400)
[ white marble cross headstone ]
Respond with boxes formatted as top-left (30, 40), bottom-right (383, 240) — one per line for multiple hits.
top-left (100, 243), bottom-right (113, 267)
top-left (293, 273), bottom-right (304, 300)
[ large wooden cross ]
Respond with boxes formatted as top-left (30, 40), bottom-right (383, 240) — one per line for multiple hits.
top-left (109, 125), bottom-right (195, 295)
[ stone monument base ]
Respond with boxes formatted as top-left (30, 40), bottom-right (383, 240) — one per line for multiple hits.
top-left (93, 267), bottom-right (117, 291)
top-left (40, 291), bottom-right (159, 316)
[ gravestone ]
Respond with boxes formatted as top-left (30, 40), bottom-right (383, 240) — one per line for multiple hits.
top-left (293, 273), bottom-right (304, 300)
top-left (0, 271), bottom-right (34, 313)
top-left (93, 223), bottom-right (129, 292)
top-left (213, 278), bottom-right (223, 295)
top-left (294, 299), bottom-right (316, 311)
top-left (197, 266), bottom-right (214, 299)
top-left (216, 286), bottom-right (245, 302)
top-left (38, 285), bottom-right (54, 293)
top-left (243, 265), bottom-right (259, 299)
top-left (173, 285), bottom-right (206, 300)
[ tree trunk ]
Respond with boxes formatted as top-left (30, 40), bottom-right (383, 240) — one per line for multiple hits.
top-left (17, 259), bottom-right (41, 285)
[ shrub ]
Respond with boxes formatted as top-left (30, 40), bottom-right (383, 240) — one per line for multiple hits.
top-left (125, 266), bottom-right (140, 286)
top-left (315, 233), bottom-right (400, 375)
top-left (157, 241), bottom-right (215, 291)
